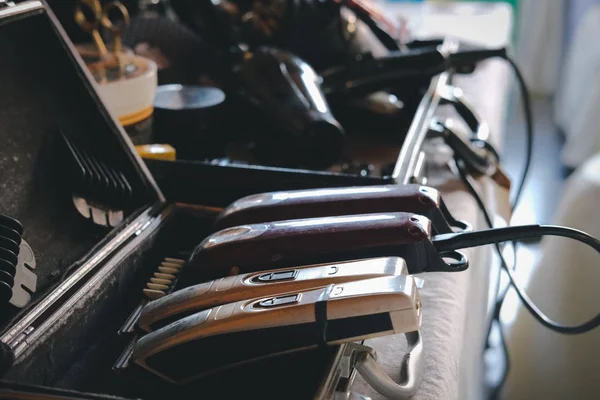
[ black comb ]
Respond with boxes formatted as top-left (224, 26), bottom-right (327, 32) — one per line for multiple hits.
top-left (58, 130), bottom-right (133, 227)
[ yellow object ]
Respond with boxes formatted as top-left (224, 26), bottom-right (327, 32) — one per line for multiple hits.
top-left (135, 144), bottom-right (177, 161)
top-left (118, 105), bottom-right (154, 127)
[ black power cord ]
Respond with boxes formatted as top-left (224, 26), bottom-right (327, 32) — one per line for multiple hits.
top-left (481, 53), bottom-right (533, 336)
top-left (502, 56), bottom-right (533, 212)
top-left (487, 53), bottom-right (532, 396)
top-left (447, 50), bottom-right (532, 211)
top-left (492, 53), bottom-right (531, 396)
top-left (450, 159), bottom-right (511, 397)
top-left (488, 55), bottom-right (534, 388)
top-left (450, 52), bottom-right (532, 397)
top-left (434, 225), bottom-right (600, 258)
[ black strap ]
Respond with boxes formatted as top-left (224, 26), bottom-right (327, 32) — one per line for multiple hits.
top-left (315, 285), bottom-right (334, 350)
top-left (0, 341), bottom-right (14, 379)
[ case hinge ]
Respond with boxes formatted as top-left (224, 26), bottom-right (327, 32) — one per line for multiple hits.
top-left (135, 219), bottom-right (153, 236)
top-left (7, 325), bottom-right (34, 354)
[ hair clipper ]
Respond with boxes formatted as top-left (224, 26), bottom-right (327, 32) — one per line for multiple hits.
top-left (138, 256), bottom-right (410, 332)
top-left (132, 275), bottom-right (421, 384)
top-left (180, 212), bottom-right (468, 286)
top-left (213, 184), bottom-right (469, 234)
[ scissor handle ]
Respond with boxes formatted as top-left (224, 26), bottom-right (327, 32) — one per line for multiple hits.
top-left (101, 1), bottom-right (130, 34)
top-left (74, 0), bottom-right (102, 33)
top-left (102, 1), bottom-right (129, 59)
top-left (75, 0), bottom-right (109, 58)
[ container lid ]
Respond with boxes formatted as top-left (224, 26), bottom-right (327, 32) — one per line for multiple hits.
top-left (154, 85), bottom-right (226, 111)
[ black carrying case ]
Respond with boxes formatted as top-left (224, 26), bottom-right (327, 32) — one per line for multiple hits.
top-left (0, 1), bottom-right (337, 398)
top-left (0, 1), bottom-right (371, 398)
top-left (0, 2), bottom-right (453, 398)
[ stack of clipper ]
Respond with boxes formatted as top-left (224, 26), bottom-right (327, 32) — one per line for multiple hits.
top-left (58, 131), bottom-right (134, 227)
top-left (130, 184), bottom-right (470, 382)
top-left (0, 214), bottom-right (23, 303)
top-left (134, 261), bottom-right (421, 384)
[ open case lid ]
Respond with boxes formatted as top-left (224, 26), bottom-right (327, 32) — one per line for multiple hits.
top-left (0, 0), bottom-right (163, 332)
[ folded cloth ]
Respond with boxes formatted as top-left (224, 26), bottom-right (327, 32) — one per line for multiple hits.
top-left (554, 5), bottom-right (600, 168)
top-left (503, 153), bottom-right (600, 400)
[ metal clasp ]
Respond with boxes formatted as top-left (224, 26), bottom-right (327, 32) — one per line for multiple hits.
top-left (428, 117), bottom-right (510, 191)
top-left (439, 85), bottom-right (490, 143)
top-left (0, 0), bottom-right (15, 8)
top-left (336, 331), bottom-right (425, 400)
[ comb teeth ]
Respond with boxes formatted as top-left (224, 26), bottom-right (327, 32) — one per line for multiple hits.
top-left (0, 215), bottom-right (37, 308)
top-left (0, 214), bottom-right (21, 304)
top-left (144, 257), bottom-right (185, 300)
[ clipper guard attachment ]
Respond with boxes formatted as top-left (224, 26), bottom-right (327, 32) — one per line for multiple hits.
top-left (57, 130), bottom-right (134, 227)
top-left (0, 213), bottom-right (36, 307)
top-left (10, 240), bottom-right (37, 308)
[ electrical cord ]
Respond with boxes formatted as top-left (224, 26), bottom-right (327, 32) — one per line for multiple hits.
top-left (436, 49), bottom-right (533, 212)
top-left (454, 52), bottom-right (532, 395)
top-left (501, 56), bottom-right (533, 212)
top-left (452, 158), bottom-right (600, 333)
top-left (450, 159), bottom-right (510, 397)
top-left (449, 50), bottom-right (532, 211)
top-left (447, 53), bottom-right (532, 395)
top-left (452, 157), bottom-right (600, 394)
top-left (446, 53), bottom-right (534, 397)
top-left (434, 225), bottom-right (600, 255)
top-left (489, 56), bottom-right (533, 374)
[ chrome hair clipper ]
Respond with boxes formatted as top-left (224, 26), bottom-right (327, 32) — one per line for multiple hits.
top-left (138, 257), bottom-right (409, 332)
top-left (132, 274), bottom-right (421, 384)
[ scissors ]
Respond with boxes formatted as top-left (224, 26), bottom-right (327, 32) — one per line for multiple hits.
top-left (74, 0), bottom-right (130, 65)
